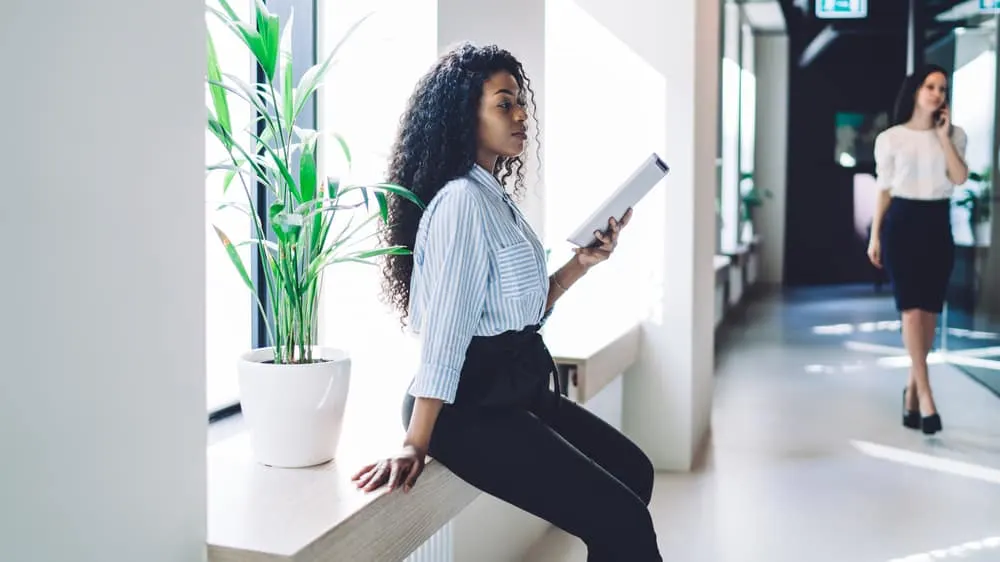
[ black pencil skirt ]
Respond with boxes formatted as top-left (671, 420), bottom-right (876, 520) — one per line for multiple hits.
top-left (880, 196), bottom-right (955, 313)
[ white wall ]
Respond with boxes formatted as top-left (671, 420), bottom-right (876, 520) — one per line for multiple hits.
top-left (561, 0), bottom-right (719, 471)
top-left (0, 1), bottom-right (207, 561)
top-left (753, 34), bottom-right (790, 286)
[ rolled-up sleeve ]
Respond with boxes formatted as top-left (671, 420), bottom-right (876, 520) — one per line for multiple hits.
top-left (408, 186), bottom-right (489, 403)
top-left (874, 132), bottom-right (894, 191)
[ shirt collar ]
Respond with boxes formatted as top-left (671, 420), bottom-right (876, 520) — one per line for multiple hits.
top-left (468, 164), bottom-right (508, 200)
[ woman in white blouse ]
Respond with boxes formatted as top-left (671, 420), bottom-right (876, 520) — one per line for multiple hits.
top-left (351, 43), bottom-right (662, 560)
top-left (868, 64), bottom-right (969, 435)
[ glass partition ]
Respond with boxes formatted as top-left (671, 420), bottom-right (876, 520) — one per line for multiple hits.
top-left (718, 0), bottom-right (759, 253)
top-left (719, 1), bottom-right (743, 253)
top-left (940, 14), bottom-right (1000, 396)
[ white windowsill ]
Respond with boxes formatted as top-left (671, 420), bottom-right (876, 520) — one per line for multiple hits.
top-left (207, 310), bottom-right (641, 562)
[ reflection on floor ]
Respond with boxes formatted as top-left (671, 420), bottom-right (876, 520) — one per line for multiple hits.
top-left (800, 284), bottom-right (1000, 397)
top-left (942, 306), bottom-right (1000, 398)
top-left (524, 286), bottom-right (1000, 562)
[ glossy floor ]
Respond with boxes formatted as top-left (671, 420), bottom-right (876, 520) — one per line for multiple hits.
top-left (525, 286), bottom-right (1000, 562)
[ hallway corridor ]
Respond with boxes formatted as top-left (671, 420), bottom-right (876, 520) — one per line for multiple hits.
top-left (526, 287), bottom-right (1000, 562)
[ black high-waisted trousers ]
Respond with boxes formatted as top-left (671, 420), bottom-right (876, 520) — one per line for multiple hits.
top-left (402, 325), bottom-right (662, 561)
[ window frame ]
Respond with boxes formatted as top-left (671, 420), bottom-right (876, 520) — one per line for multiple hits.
top-left (209, 0), bottom-right (318, 423)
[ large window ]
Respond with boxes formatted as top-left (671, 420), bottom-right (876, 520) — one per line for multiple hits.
top-left (738, 23), bottom-right (757, 246)
top-left (718, 2), bottom-right (759, 253)
top-left (544, 0), bottom-right (667, 329)
top-left (205, 0), bottom-right (253, 413)
top-left (317, 0), bottom-right (437, 421)
top-left (203, 0), bottom-right (437, 416)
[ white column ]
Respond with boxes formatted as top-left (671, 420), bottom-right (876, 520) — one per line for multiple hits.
top-left (650, 0), bottom-right (720, 471)
top-left (720, 1), bottom-right (743, 253)
top-left (0, 1), bottom-right (207, 561)
top-left (755, 34), bottom-right (790, 286)
top-left (551, 0), bottom-right (719, 471)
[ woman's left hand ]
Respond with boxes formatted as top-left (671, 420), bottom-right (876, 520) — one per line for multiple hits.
top-left (574, 208), bottom-right (633, 268)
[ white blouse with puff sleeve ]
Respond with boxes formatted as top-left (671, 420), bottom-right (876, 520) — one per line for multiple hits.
top-left (873, 124), bottom-right (967, 200)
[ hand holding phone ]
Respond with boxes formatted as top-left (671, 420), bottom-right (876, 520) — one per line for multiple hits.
top-left (934, 103), bottom-right (951, 139)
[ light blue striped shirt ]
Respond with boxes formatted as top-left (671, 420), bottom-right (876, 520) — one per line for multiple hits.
top-left (407, 164), bottom-right (550, 404)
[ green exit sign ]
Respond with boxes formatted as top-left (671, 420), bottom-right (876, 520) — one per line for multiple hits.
top-left (815, 0), bottom-right (868, 19)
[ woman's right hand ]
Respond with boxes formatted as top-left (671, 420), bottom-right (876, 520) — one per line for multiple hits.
top-left (351, 444), bottom-right (426, 493)
top-left (867, 238), bottom-right (882, 268)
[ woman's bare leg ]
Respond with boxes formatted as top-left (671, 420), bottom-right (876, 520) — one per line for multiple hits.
top-left (902, 309), bottom-right (937, 415)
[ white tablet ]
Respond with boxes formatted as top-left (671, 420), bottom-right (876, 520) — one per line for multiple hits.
top-left (566, 153), bottom-right (670, 247)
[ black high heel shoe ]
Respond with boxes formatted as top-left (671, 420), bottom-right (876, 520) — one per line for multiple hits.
top-left (902, 388), bottom-right (920, 430)
top-left (921, 413), bottom-right (942, 435)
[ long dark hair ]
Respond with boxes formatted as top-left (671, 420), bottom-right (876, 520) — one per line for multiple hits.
top-left (892, 63), bottom-right (949, 126)
top-left (377, 42), bottom-right (538, 326)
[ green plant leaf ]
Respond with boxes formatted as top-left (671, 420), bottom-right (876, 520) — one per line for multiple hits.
top-left (360, 186), bottom-right (370, 212)
top-left (216, 201), bottom-right (252, 217)
top-left (213, 0), bottom-right (240, 22)
top-left (338, 182), bottom-right (424, 209)
top-left (332, 132), bottom-right (352, 169)
top-left (305, 214), bottom-right (376, 279)
top-left (269, 202), bottom-right (288, 244)
top-left (280, 8), bottom-right (295, 133)
top-left (207, 117), bottom-right (273, 191)
top-left (352, 246), bottom-right (411, 259)
top-left (211, 153), bottom-right (281, 195)
top-left (208, 76), bottom-right (276, 137)
top-left (236, 238), bottom-right (280, 254)
top-left (296, 200), bottom-right (365, 219)
top-left (375, 191), bottom-right (388, 223)
top-left (273, 212), bottom-right (304, 232)
top-left (242, 127), bottom-right (300, 202)
top-left (293, 126), bottom-right (317, 140)
top-left (214, 224), bottom-right (275, 346)
top-left (311, 245), bottom-right (411, 277)
top-left (291, 13), bottom-right (373, 121)
top-left (206, 163), bottom-right (245, 175)
top-left (253, 0), bottom-right (280, 82)
top-left (311, 176), bottom-right (342, 253)
top-left (206, 33), bottom-right (232, 149)
top-left (328, 257), bottom-right (380, 267)
top-left (213, 225), bottom-right (254, 291)
top-left (207, 7), bottom-right (265, 65)
top-left (372, 182), bottom-right (425, 208)
top-left (299, 132), bottom-right (318, 202)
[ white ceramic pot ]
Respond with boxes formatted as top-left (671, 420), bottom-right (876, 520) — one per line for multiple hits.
top-left (238, 347), bottom-right (351, 468)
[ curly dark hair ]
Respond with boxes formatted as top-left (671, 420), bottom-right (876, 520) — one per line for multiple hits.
top-left (378, 42), bottom-right (539, 326)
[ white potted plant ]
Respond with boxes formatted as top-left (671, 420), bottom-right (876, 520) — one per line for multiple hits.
top-left (205, 0), bottom-right (421, 468)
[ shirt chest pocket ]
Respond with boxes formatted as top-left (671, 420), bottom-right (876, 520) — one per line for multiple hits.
top-left (494, 240), bottom-right (542, 300)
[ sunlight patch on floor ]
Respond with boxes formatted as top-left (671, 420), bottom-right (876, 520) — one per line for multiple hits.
top-left (851, 440), bottom-right (1000, 486)
top-left (886, 535), bottom-right (1000, 562)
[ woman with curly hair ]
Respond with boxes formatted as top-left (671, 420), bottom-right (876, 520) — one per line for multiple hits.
top-left (352, 43), bottom-right (662, 560)
top-left (868, 64), bottom-right (969, 435)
